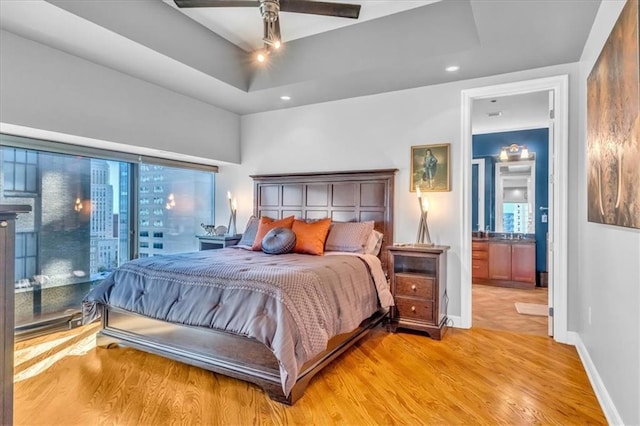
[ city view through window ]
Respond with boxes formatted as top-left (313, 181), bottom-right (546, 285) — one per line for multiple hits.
top-left (1, 141), bottom-right (215, 329)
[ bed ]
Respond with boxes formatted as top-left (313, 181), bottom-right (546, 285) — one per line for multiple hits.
top-left (83, 169), bottom-right (397, 404)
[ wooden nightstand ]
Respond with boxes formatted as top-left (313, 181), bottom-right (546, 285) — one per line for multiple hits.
top-left (387, 244), bottom-right (450, 340)
top-left (196, 234), bottom-right (241, 250)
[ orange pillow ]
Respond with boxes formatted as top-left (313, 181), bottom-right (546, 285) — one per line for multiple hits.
top-left (292, 218), bottom-right (332, 255)
top-left (252, 216), bottom-right (295, 251)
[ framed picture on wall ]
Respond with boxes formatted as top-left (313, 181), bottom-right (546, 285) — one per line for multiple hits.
top-left (587, 0), bottom-right (639, 229)
top-left (410, 143), bottom-right (450, 192)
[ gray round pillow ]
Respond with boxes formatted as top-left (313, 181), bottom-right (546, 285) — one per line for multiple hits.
top-left (261, 227), bottom-right (296, 255)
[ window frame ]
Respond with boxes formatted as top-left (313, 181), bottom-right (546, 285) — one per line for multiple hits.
top-left (2, 147), bottom-right (39, 195)
top-left (2, 133), bottom-right (218, 263)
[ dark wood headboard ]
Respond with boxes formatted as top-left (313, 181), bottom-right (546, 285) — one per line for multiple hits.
top-left (251, 169), bottom-right (397, 271)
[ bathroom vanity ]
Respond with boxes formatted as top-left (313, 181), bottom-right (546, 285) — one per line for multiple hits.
top-left (472, 235), bottom-right (536, 289)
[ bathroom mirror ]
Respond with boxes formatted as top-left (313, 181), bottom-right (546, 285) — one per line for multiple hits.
top-left (494, 160), bottom-right (536, 233)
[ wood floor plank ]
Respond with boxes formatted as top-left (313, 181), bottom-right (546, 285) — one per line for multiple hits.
top-left (14, 324), bottom-right (605, 425)
top-left (473, 284), bottom-right (549, 336)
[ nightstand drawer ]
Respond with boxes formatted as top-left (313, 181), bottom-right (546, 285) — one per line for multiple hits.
top-left (395, 273), bottom-right (434, 300)
top-left (395, 297), bottom-right (434, 322)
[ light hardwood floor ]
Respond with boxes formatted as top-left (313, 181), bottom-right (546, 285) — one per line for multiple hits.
top-left (14, 322), bottom-right (605, 425)
top-left (472, 283), bottom-right (549, 336)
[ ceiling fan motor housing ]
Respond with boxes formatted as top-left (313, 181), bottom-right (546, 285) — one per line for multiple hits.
top-left (260, 0), bottom-right (279, 22)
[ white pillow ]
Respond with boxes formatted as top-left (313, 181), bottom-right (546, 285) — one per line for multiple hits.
top-left (365, 230), bottom-right (384, 256)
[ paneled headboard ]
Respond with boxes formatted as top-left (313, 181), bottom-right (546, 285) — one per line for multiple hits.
top-left (251, 169), bottom-right (397, 271)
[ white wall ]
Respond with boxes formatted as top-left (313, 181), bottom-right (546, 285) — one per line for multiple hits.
top-left (219, 62), bottom-right (580, 319)
top-left (577, 1), bottom-right (639, 424)
top-left (0, 30), bottom-right (241, 164)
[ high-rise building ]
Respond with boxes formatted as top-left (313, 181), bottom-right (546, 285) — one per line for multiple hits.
top-left (138, 163), bottom-right (212, 257)
top-left (90, 160), bottom-right (118, 274)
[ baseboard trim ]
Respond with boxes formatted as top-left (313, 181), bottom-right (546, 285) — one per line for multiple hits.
top-left (573, 332), bottom-right (623, 425)
top-left (447, 315), bottom-right (466, 329)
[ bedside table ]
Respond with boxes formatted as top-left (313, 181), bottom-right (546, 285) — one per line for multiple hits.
top-left (196, 234), bottom-right (241, 250)
top-left (387, 244), bottom-right (450, 340)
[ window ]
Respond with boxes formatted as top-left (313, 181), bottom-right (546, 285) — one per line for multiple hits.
top-left (138, 161), bottom-right (214, 255)
top-left (15, 232), bottom-right (37, 283)
top-left (2, 133), bottom-right (216, 335)
top-left (2, 147), bottom-right (38, 193)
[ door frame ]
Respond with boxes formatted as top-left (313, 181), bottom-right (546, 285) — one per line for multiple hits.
top-left (471, 158), bottom-right (485, 232)
top-left (459, 75), bottom-right (569, 344)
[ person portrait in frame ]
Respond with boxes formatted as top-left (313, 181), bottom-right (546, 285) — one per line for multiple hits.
top-left (411, 143), bottom-right (450, 192)
top-left (422, 148), bottom-right (438, 189)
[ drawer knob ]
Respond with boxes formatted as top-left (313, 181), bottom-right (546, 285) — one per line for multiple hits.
top-left (411, 285), bottom-right (417, 291)
top-left (411, 306), bottom-right (416, 312)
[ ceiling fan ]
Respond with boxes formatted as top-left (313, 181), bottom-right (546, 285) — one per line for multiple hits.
top-left (174, 0), bottom-right (361, 62)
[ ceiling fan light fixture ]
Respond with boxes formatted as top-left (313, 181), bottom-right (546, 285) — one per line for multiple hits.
top-left (176, 0), bottom-right (362, 59)
top-left (262, 19), bottom-right (281, 50)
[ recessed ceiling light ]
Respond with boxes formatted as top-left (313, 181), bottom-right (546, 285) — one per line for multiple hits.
top-left (280, 95), bottom-right (291, 101)
top-left (445, 65), bottom-right (460, 72)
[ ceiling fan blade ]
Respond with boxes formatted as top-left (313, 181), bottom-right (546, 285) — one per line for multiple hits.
top-left (280, 0), bottom-right (361, 19)
top-left (174, 0), bottom-right (257, 8)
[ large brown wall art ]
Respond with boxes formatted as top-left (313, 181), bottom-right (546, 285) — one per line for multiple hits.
top-left (587, 0), bottom-right (640, 229)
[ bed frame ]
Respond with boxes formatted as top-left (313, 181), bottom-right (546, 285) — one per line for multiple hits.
top-left (96, 169), bottom-right (397, 404)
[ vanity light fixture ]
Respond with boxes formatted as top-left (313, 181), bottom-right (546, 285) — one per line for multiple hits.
top-left (499, 143), bottom-right (532, 161)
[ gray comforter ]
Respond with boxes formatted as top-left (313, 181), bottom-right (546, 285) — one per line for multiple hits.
top-left (83, 248), bottom-right (387, 395)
